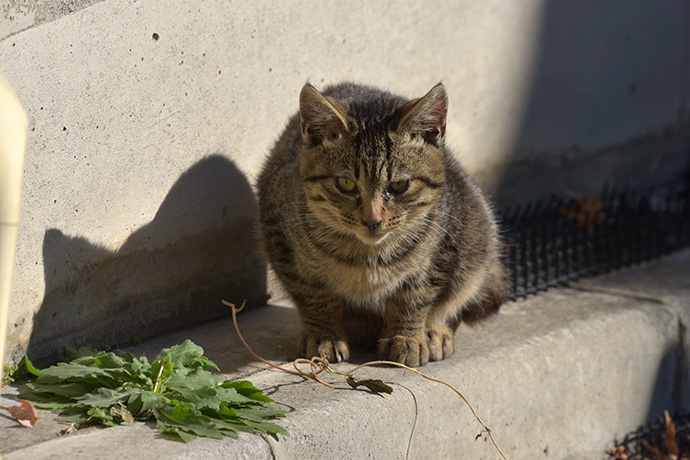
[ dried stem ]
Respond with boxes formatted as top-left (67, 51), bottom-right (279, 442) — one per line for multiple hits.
top-left (222, 300), bottom-right (302, 377)
top-left (223, 299), bottom-right (508, 460)
top-left (334, 360), bottom-right (507, 460)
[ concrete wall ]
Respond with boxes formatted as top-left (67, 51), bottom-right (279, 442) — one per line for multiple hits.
top-left (1, 0), bottom-right (689, 365)
top-left (496, 0), bottom-right (690, 204)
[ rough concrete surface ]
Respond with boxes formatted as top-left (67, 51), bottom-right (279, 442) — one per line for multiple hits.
top-left (0, 0), bottom-right (546, 367)
top-left (0, 0), bottom-right (689, 367)
top-left (2, 248), bottom-right (689, 460)
top-left (1, 1), bottom-right (106, 40)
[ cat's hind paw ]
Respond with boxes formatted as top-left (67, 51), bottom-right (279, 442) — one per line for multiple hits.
top-left (377, 335), bottom-right (429, 367)
top-left (298, 331), bottom-right (350, 363)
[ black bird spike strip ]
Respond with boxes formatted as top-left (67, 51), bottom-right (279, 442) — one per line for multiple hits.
top-left (499, 174), bottom-right (690, 301)
top-left (611, 411), bottom-right (690, 457)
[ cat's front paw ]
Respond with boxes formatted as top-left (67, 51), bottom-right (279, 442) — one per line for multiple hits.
top-left (377, 334), bottom-right (429, 367)
top-left (427, 326), bottom-right (454, 361)
top-left (298, 330), bottom-right (350, 363)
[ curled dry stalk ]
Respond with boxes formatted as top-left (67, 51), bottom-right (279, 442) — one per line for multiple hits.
top-left (222, 300), bottom-right (508, 460)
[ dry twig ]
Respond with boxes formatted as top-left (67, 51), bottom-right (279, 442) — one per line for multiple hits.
top-left (222, 299), bottom-right (508, 460)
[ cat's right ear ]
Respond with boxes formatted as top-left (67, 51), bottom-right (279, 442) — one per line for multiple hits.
top-left (299, 84), bottom-right (351, 148)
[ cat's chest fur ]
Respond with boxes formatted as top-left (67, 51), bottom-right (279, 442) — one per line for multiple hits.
top-left (292, 229), bottom-right (432, 306)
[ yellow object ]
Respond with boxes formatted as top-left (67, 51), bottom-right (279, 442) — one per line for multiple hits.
top-left (0, 75), bottom-right (28, 396)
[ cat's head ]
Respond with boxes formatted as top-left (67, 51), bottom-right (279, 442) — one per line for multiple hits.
top-left (298, 83), bottom-right (448, 245)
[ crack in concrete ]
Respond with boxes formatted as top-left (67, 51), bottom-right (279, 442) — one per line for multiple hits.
top-left (389, 382), bottom-right (419, 460)
top-left (258, 432), bottom-right (277, 460)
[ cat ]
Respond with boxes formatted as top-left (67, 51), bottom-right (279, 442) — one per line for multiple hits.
top-left (257, 82), bottom-right (505, 367)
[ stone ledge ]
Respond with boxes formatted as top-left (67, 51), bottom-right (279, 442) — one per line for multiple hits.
top-left (2, 249), bottom-right (689, 459)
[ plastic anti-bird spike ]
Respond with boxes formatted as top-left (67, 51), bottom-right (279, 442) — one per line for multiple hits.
top-left (500, 177), bottom-right (690, 300)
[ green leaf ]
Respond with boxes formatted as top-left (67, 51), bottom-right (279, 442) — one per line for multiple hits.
top-left (54, 413), bottom-right (84, 424)
top-left (154, 402), bottom-right (224, 440)
top-left (217, 427), bottom-right (241, 439)
top-left (241, 419), bottom-right (289, 439)
top-left (123, 355), bottom-right (150, 379)
top-left (345, 376), bottom-right (393, 394)
top-left (173, 387), bottom-right (223, 411)
top-left (222, 380), bottom-right (275, 403)
top-left (233, 405), bottom-right (287, 422)
top-left (63, 345), bottom-right (101, 362)
top-left (26, 382), bottom-right (99, 398)
top-left (70, 352), bottom-right (125, 368)
top-left (212, 417), bottom-right (254, 434)
top-left (166, 369), bottom-right (219, 391)
top-left (215, 386), bottom-right (261, 406)
top-left (127, 389), bottom-right (166, 416)
top-left (140, 390), bottom-right (167, 409)
top-left (76, 387), bottom-right (130, 408)
top-left (2, 363), bottom-right (18, 385)
top-left (24, 356), bottom-right (42, 377)
top-left (154, 340), bottom-right (219, 372)
top-left (86, 406), bottom-right (116, 425)
top-left (157, 421), bottom-right (198, 443)
top-left (17, 393), bottom-right (75, 411)
top-left (35, 362), bottom-right (117, 386)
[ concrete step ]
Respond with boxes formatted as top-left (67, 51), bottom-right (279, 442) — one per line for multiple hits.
top-left (2, 249), bottom-right (689, 460)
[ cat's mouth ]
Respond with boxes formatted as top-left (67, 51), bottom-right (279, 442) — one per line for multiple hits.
top-left (355, 228), bottom-right (390, 245)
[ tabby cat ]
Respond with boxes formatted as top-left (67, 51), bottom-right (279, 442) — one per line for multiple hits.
top-left (257, 82), bottom-right (505, 367)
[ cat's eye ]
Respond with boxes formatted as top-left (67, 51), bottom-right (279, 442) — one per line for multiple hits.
top-left (336, 177), bottom-right (358, 194)
top-left (388, 180), bottom-right (409, 194)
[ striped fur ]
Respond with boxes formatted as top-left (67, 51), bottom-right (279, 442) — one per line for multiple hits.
top-left (257, 83), bottom-right (505, 366)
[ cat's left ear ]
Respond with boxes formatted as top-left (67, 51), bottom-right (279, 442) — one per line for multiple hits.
top-left (395, 83), bottom-right (448, 146)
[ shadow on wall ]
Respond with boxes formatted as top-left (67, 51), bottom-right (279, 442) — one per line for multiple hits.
top-left (495, 1), bottom-right (690, 207)
top-left (27, 155), bottom-right (266, 364)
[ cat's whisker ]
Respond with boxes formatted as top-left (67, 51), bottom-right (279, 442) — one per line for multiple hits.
top-left (388, 225), bottom-right (424, 248)
top-left (298, 218), bottom-right (353, 253)
top-left (417, 216), bottom-right (457, 248)
top-left (281, 218), bottom-right (324, 235)
top-left (390, 210), bottom-right (449, 248)
top-left (279, 202), bottom-right (349, 233)
top-left (431, 209), bottom-right (467, 230)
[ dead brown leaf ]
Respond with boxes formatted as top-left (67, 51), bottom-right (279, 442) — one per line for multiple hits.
top-left (607, 445), bottom-right (630, 460)
top-left (110, 402), bottom-right (134, 424)
top-left (664, 411), bottom-right (680, 459)
top-left (640, 411), bottom-right (690, 460)
top-left (559, 193), bottom-right (604, 234)
top-left (0, 397), bottom-right (39, 428)
top-left (644, 440), bottom-right (669, 460)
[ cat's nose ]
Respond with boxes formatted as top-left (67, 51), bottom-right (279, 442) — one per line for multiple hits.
top-left (363, 219), bottom-right (383, 232)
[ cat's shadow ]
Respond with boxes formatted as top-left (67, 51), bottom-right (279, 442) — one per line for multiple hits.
top-left (177, 298), bottom-right (382, 373)
top-left (26, 154), bottom-right (269, 368)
